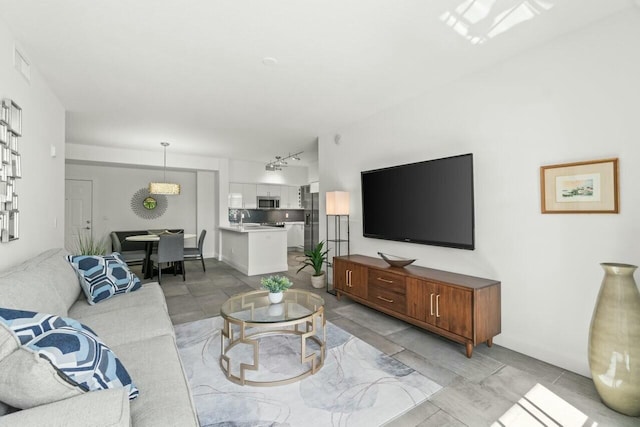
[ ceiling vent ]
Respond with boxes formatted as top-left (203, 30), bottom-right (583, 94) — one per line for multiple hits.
top-left (14, 46), bottom-right (30, 84)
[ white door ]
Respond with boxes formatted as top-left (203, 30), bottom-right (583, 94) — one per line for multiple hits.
top-left (65, 179), bottom-right (93, 252)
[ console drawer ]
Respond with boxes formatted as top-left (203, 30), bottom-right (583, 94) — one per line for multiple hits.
top-left (368, 282), bottom-right (406, 314)
top-left (368, 270), bottom-right (406, 293)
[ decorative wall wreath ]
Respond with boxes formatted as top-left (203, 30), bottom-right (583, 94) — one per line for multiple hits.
top-left (130, 188), bottom-right (167, 219)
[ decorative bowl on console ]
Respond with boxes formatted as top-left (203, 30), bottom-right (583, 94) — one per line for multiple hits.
top-left (378, 252), bottom-right (416, 268)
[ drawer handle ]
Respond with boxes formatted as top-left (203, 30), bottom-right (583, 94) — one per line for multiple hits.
top-left (376, 296), bottom-right (394, 303)
top-left (377, 277), bottom-right (394, 284)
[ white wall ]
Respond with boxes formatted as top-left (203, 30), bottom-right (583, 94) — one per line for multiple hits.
top-left (229, 159), bottom-right (308, 185)
top-left (0, 20), bottom-right (66, 270)
top-left (66, 144), bottom-right (227, 258)
top-left (196, 170), bottom-right (218, 258)
top-left (319, 10), bottom-right (640, 377)
top-left (65, 163), bottom-right (197, 246)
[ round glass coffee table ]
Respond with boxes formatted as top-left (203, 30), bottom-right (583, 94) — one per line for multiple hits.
top-left (220, 289), bottom-right (325, 386)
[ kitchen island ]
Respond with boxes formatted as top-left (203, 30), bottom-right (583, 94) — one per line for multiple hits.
top-left (219, 225), bottom-right (288, 276)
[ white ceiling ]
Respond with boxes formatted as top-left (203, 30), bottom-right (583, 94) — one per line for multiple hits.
top-left (0, 0), bottom-right (634, 165)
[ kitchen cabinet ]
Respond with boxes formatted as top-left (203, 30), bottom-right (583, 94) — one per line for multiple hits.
top-left (284, 222), bottom-right (304, 249)
top-left (228, 183), bottom-right (257, 209)
top-left (289, 186), bottom-right (300, 208)
top-left (228, 183), bottom-right (243, 208)
top-left (256, 184), bottom-right (281, 197)
top-left (334, 254), bottom-right (500, 358)
top-left (243, 184), bottom-right (257, 208)
top-left (280, 186), bottom-right (301, 209)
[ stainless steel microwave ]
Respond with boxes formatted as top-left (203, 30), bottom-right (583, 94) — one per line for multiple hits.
top-left (257, 196), bottom-right (280, 208)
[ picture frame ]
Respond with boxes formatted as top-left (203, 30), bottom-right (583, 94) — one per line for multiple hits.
top-left (540, 158), bottom-right (619, 213)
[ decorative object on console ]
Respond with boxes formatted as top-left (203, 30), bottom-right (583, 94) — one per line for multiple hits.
top-left (378, 252), bottom-right (416, 268)
top-left (326, 191), bottom-right (350, 295)
top-left (66, 253), bottom-right (142, 304)
top-left (265, 151), bottom-right (303, 171)
top-left (130, 187), bottom-right (168, 219)
top-left (261, 275), bottom-right (293, 303)
top-left (0, 98), bottom-right (22, 243)
top-left (540, 158), bottom-right (619, 213)
top-left (149, 141), bottom-right (180, 195)
top-left (0, 308), bottom-right (138, 409)
top-left (588, 262), bottom-right (640, 416)
top-left (297, 241), bottom-right (329, 289)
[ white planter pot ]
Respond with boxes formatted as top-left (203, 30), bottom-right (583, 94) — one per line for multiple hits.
top-left (311, 273), bottom-right (326, 289)
top-left (268, 291), bottom-right (283, 304)
top-left (268, 303), bottom-right (284, 316)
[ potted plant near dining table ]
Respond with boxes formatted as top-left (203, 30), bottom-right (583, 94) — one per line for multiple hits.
top-left (297, 241), bottom-right (329, 289)
top-left (261, 275), bottom-right (293, 303)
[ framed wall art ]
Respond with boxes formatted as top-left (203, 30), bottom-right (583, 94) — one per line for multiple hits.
top-left (540, 158), bottom-right (619, 214)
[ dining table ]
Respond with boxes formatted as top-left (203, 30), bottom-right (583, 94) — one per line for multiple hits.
top-left (126, 232), bottom-right (196, 279)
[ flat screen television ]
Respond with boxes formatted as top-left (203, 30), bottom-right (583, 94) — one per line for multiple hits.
top-left (361, 153), bottom-right (474, 250)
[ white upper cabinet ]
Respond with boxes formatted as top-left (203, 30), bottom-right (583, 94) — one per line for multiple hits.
top-left (243, 184), bottom-right (257, 208)
top-left (256, 184), bottom-right (281, 197)
top-left (228, 183), bottom-right (243, 208)
top-left (230, 183), bottom-right (300, 208)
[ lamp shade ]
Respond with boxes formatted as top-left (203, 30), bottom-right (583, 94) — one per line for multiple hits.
top-left (149, 182), bottom-right (181, 195)
top-left (326, 191), bottom-right (350, 215)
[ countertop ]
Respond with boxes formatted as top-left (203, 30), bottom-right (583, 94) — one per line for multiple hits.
top-left (220, 225), bottom-right (288, 233)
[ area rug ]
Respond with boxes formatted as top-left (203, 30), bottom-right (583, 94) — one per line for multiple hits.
top-left (175, 317), bottom-right (442, 427)
top-left (493, 383), bottom-right (598, 427)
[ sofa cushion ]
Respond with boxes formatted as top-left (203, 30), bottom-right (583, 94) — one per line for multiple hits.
top-left (69, 282), bottom-right (167, 319)
top-left (0, 311), bottom-right (138, 408)
top-left (0, 249), bottom-right (73, 316)
top-left (74, 305), bottom-right (175, 348)
top-left (0, 388), bottom-right (131, 427)
top-left (66, 253), bottom-right (142, 305)
top-left (114, 335), bottom-right (199, 427)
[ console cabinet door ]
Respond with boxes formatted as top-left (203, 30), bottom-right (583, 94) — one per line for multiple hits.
top-left (407, 277), bottom-right (429, 322)
top-left (435, 284), bottom-right (473, 339)
top-left (407, 279), bottom-right (472, 339)
top-left (333, 259), bottom-right (367, 299)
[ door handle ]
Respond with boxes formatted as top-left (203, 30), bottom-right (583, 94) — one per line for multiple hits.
top-left (436, 294), bottom-right (440, 318)
top-left (430, 293), bottom-right (434, 316)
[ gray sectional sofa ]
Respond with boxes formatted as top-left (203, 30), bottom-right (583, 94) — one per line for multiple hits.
top-left (0, 248), bottom-right (199, 426)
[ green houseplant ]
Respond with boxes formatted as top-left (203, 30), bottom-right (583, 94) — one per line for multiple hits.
top-left (297, 241), bottom-right (329, 289)
top-left (261, 275), bottom-right (293, 303)
top-left (74, 232), bottom-right (107, 256)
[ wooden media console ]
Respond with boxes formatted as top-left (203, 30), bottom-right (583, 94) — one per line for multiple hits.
top-left (333, 254), bottom-right (501, 358)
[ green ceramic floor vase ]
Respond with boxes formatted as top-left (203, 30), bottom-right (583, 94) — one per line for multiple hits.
top-left (588, 263), bottom-right (640, 416)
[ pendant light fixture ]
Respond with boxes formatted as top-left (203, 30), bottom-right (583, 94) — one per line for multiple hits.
top-left (149, 142), bottom-right (180, 195)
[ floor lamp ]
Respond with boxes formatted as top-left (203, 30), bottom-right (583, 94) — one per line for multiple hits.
top-left (326, 191), bottom-right (350, 295)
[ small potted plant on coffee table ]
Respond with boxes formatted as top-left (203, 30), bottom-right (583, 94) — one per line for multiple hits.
top-left (297, 241), bottom-right (329, 289)
top-left (261, 275), bottom-right (293, 303)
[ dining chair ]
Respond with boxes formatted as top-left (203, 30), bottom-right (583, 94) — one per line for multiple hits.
top-left (149, 233), bottom-right (185, 284)
top-left (110, 232), bottom-right (146, 267)
top-left (184, 229), bottom-right (207, 272)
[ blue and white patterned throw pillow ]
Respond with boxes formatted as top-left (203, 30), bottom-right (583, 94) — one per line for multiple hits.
top-left (66, 252), bottom-right (142, 304)
top-left (26, 326), bottom-right (139, 399)
top-left (0, 307), bottom-right (95, 345)
top-left (0, 307), bottom-right (138, 401)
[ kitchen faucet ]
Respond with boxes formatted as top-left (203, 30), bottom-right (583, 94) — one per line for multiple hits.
top-left (239, 209), bottom-right (250, 226)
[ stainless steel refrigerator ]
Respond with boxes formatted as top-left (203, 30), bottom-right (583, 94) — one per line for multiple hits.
top-left (301, 185), bottom-right (319, 252)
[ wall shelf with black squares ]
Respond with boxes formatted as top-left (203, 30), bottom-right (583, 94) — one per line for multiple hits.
top-left (0, 98), bottom-right (21, 242)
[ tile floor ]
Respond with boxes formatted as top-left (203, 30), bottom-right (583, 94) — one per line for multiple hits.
top-left (132, 253), bottom-right (637, 427)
